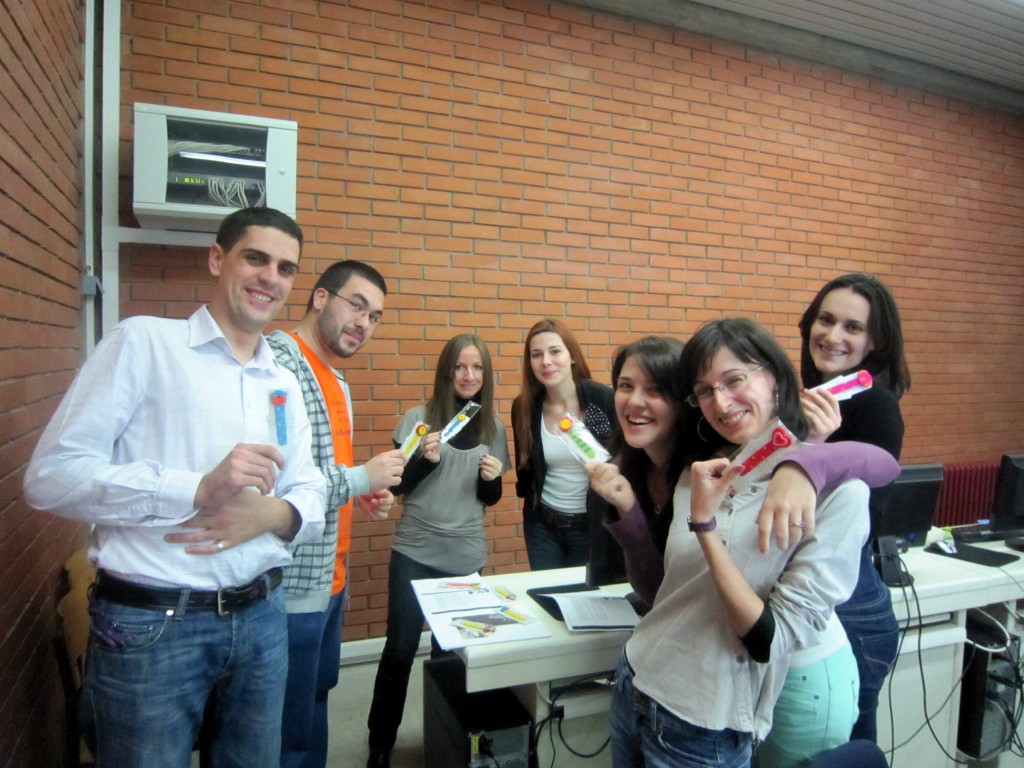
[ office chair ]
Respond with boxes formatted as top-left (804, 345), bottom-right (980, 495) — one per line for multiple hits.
top-left (53, 549), bottom-right (214, 767)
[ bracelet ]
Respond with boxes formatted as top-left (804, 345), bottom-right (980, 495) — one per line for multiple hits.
top-left (687, 516), bottom-right (717, 533)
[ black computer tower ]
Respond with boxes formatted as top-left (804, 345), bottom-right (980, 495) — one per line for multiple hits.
top-left (957, 612), bottom-right (1020, 759)
top-left (423, 655), bottom-right (532, 768)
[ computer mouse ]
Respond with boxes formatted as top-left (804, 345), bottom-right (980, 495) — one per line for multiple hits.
top-left (926, 540), bottom-right (957, 555)
top-left (1005, 537), bottom-right (1024, 552)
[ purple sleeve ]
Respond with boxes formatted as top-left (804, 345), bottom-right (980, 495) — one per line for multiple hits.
top-left (779, 442), bottom-right (900, 494)
top-left (604, 503), bottom-right (664, 606)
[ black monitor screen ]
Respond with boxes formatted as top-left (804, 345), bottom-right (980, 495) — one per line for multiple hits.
top-left (991, 453), bottom-right (1024, 532)
top-left (875, 463), bottom-right (943, 548)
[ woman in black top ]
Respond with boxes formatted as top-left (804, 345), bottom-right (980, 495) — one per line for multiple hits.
top-left (798, 273), bottom-right (911, 743)
top-left (511, 318), bottom-right (615, 570)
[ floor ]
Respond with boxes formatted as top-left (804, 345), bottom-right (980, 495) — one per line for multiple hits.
top-left (327, 658), bottom-right (425, 768)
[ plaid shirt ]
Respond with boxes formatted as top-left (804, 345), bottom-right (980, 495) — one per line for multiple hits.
top-left (268, 331), bottom-right (359, 612)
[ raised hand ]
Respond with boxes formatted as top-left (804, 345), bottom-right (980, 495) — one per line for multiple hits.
top-left (478, 453), bottom-right (503, 481)
top-left (194, 443), bottom-right (286, 508)
top-left (167, 490), bottom-right (297, 554)
top-left (585, 461), bottom-right (637, 516)
top-left (756, 463), bottom-right (817, 553)
top-left (364, 448), bottom-right (407, 491)
top-left (688, 458), bottom-right (735, 527)
top-left (358, 489), bottom-right (395, 521)
top-left (800, 387), bottom-right (842, 443)
top-left (419, 432), bottom-right (442, 464)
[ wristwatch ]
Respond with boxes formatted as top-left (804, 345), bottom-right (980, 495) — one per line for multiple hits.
top-left (687, 516), bottom-right (717, 533)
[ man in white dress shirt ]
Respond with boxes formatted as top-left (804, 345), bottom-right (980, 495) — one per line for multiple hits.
top-left (24, 207), bottom-right (326, 768)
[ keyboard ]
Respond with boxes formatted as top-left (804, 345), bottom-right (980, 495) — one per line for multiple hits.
top-left (950, 524), bottom-right (1024, 543)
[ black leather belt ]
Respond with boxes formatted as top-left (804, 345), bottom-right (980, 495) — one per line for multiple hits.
top-left (94, 568), bottom-right (282, 616)
top-left (536, 502), bottom-right (589, 531)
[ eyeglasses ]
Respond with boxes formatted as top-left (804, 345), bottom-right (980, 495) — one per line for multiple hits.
top-left (686, 364), bottom-right (767, 408)
top-left (325, 290), bottom-right (383, 326)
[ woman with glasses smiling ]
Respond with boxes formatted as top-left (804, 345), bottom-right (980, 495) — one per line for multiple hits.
top-left (603, 319), bottom-right (898, 768)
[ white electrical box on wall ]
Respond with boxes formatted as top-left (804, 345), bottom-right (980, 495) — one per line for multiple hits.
top-left (132, 103), bottom-right (298, 232)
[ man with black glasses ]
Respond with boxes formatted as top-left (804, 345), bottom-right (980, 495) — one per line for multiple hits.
top-left (267, 260), bottom-right (406, 768)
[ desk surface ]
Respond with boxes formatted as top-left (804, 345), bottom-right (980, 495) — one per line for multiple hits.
top-left (894, 542), bottom-right (1024, 621)
top-left (460, 544), bottom-right (1024, 693)
top-left (458, 568), bottom-right (631, 692)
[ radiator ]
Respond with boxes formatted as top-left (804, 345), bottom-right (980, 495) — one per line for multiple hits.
top-left (933, 462), bottom-right (1001, 527)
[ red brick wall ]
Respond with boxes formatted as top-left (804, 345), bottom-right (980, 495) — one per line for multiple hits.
top-left (117, 0), bottom-right (1024, 642)
top-left (0, 0), bottom-right (86, 765)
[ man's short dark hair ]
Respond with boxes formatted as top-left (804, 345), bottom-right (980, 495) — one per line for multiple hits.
top-left (215, 207), bottom-right (303, 255)
top-left (307, 261), bottom-right (388, 313)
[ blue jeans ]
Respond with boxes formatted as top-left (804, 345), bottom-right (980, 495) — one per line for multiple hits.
top-left (281, 590), bottom-right (345, 768)
top-left (611, 652), bottom-right (753, 768)
top-left (835, 546), bottom-right (899, 742)
top-left (80, 586), bottom-right (288, 768)
top-left (753, 644), bottom-right (860, 768)
top-left (524, 518), bottom-right (588, 570)
top-left (366, 550), bottom-right (458, 755)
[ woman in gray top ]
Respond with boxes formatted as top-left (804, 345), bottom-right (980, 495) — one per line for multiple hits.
top-left (365, 334), bottom-right (511, 768)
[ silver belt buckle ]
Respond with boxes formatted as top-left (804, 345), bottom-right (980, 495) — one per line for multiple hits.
top-left (216, 587), bottom-right (230, 616)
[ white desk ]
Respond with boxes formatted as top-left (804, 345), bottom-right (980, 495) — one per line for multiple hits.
top-left (452, 546), bottom-right (1024, 767)
top-left (883, 543), bottom-right (1024, 768)
top-left (457, 568), bottom-right (625, 767)
top-left (458, 568), bottom-right (630, 693)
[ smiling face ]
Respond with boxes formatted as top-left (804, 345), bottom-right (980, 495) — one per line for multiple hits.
top-left (695, 347), bottom-right (777, 446)
top-left (453, 345), bottom-right (484, 399)
top-left (614, 356), bottom-right (677, 467)
top-left (808, 287), bottom-right (874, 377)
top-left (208, 225), bottom-right (300, 354)
top-left (313, 275), bottom-right (385, 359)
top-left (529, 331), bottom-right (574, 391)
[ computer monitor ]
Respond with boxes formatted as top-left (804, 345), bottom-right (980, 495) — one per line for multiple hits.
top-left (990, 453), bottom-right (1024, 532)
top-left (875, 463), bottom-right (943, 549)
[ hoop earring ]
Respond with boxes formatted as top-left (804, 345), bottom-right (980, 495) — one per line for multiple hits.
top-left (697, 416), bottom-right (711, 443)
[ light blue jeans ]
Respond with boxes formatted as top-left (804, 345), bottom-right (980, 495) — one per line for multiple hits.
top-left (753, 643), bottom-right (860, 768)
top-left (611, 652), bottom-right (753, 768)
top-left (80, 587), bottom-right (288, 768)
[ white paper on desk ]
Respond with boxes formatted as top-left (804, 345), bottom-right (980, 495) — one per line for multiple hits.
top-left (546, 592), bottom-right (640, 632)
top-left (415, 576), bottom-right (502, 615)
top-left (411, 576), bottom-right (553, 650)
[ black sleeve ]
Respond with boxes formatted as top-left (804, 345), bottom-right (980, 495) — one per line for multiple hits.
top-left (829, 387), bottom-right (904, 535)
top-left (511, 399), bottom-right (537, 525)
top-left (389, 440), bottom-right (438, 497)
top-left (477, 475), bottom-right (503, 507)
top-left (740, 605), bottom-right (776, 663)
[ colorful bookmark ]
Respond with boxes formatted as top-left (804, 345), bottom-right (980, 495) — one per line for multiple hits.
top-left (814, 370), bottom-right (873, 401)
top-left (271, 390), bottom-right (288, 445)
top-left (439, 401), bottom-right (481, 444)
top-left (728, 418), bottom-right (797, 494)
top-left (557, 413), bottom-right (611, 464)
top-left (399, 421), bottom-right (430, 460)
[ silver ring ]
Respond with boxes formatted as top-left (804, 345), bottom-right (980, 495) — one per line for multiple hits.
top-left (791, 522), bottom-right (805, 529)
top-left (216, 540), bottom-right (225, 551)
